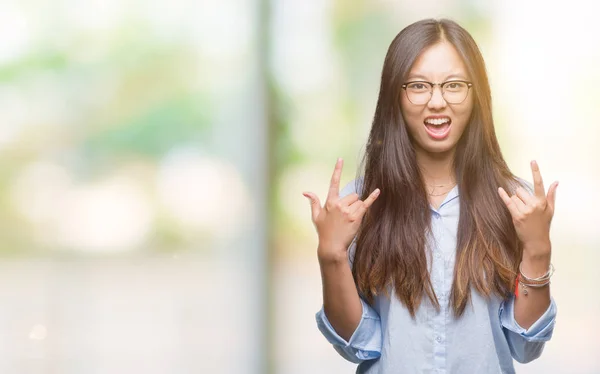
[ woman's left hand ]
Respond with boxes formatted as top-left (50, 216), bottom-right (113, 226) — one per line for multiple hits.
top-left (497, 160), bottom-right (558, 257)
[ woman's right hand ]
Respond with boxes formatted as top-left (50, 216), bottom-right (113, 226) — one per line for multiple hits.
top-left (302, 158), bottom-right (381, 264)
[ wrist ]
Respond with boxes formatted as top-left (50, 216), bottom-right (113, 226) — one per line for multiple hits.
top-left (523, 239), bottom-right (551, 257)
top-left (317, 245), bottom-right (348, 266)
top-left (520, 253), bottom-right (551, 278)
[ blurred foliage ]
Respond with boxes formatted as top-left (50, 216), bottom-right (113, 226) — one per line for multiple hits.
top-left (0, 12), bottom-right (214, 255)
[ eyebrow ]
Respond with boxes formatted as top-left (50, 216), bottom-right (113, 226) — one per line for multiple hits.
top-left (406, 73), bottom-right (469, 81)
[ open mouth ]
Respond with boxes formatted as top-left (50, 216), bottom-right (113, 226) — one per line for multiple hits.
top-left (423, 116), bottom-right (452, 140)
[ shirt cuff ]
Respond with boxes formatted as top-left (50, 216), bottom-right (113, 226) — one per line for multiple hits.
top-left (499, 294), bottom-right (557, 342)
top-left (315, 298), bottom-right (382, 360)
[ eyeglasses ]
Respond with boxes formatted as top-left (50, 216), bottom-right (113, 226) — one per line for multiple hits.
top-left (401, 80), bottom-right (473, 105)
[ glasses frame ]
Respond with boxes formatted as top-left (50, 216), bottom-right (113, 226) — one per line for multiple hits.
top-left (401, 80), bottom-right (473, 105)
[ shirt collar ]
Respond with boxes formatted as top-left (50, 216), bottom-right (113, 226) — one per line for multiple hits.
top-left (431, 184), bottom-right (460, 212)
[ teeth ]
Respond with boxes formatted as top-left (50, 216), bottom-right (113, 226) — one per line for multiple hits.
top-left (425, 118), bottom-right (450, 126)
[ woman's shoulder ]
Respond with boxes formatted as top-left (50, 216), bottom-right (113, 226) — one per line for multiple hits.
top-left (513, 176), bottom-right (534, 194)
top-left (340, 178), bottom-right (364, 198)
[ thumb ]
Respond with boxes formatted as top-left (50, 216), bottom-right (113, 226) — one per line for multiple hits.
top-left (302, 192), bottom-right (321, 222)
top-left (546, 181), bottom-right (558, 211)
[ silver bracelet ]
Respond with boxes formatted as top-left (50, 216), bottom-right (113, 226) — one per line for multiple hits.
top-left (518, 278), bottom-right (551, 295)
top-left (517, 263), bottom-right (554, 296)
top-left (520, 281), bottom-right (551, 288)
top-left (519, 263), bottom-right (555, 282)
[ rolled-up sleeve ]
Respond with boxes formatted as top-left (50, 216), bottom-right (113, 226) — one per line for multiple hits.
top-left (316, 297), bottom-right (382, 363)
top-left (499, 295), bottom-right (557, 363)
top-left (316, 177), bottom-right (381, 363)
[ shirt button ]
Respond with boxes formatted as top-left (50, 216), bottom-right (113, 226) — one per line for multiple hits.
top-left (435, 252), bottom-right (442, 259)
top-left (436, 336), bottom-right (442, 343)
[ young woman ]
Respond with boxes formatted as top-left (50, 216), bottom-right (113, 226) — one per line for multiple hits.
top-left (303, 19), bottom-right (558, 373)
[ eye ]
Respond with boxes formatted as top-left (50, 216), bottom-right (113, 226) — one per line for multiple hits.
top-left (407, 82), bottom-right (430, 92)
top-left (444, 81), bottom-right (467, 91)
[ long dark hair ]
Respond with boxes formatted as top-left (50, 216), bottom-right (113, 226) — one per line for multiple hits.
top-left (353, 19), bottom-right (522, 317)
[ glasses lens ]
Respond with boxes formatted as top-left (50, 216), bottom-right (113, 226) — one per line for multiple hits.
top-left (405, 82), bottom-right (432, 105)
top-left (442, 81), bottom-right (469, 104)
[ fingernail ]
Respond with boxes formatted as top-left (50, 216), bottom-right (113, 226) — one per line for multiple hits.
top-left (374, 188), bottom-right (380, 195)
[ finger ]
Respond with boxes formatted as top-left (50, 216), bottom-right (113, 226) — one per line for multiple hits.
top-left (302, 192), bottom-right (322, 222)
top-left (348, 199), bottom-right (363, 215)
top-left (515, 186), bottom-right (535, 206)
top-left (347, 192), bottom-right (372, 215)
top-left (339, 192), bottom-right (360, 207)
top-left (510, 194), bottom-right (527, 213)
top-left (498, 187), bottom-right (521, 218)
top-left (350, 188), bottom-right (381, 218)
top-left (362, 188), bottom-right (381, 209)
top-left (530, 160), bottom-right (546, 198)
top-left (546, 181), bottom-right (559, 211)
top-left (326, 158), bottom-right (343, 202)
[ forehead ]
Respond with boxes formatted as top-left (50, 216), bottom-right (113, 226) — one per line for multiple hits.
top-left (408, 41), bottom-right (468, 79)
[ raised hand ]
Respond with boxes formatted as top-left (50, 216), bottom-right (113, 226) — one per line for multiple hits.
top-left (497, 160), bottom-right (558, 256)
top-left (303, 158), bottom-right (380, 263)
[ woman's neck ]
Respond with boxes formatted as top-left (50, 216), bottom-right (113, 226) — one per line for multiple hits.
top-left (415, 148), bottom-right (456, 186)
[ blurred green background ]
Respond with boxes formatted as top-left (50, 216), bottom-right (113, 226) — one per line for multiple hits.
top-left (0, 0), bottom-right (598, 373)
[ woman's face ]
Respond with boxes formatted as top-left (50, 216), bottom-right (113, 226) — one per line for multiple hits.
top-left (400, 41), bottom-right (474, 156)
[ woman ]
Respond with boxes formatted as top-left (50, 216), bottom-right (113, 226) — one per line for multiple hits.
top-left (302, 19), bottom-right (558, 373)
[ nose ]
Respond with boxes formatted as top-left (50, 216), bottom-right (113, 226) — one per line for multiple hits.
top-left (427, 85), bottom-right (447, 110)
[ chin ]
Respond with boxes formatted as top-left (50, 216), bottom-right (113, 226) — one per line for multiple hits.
top-left (420, 141), bottom-right (457, 154)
